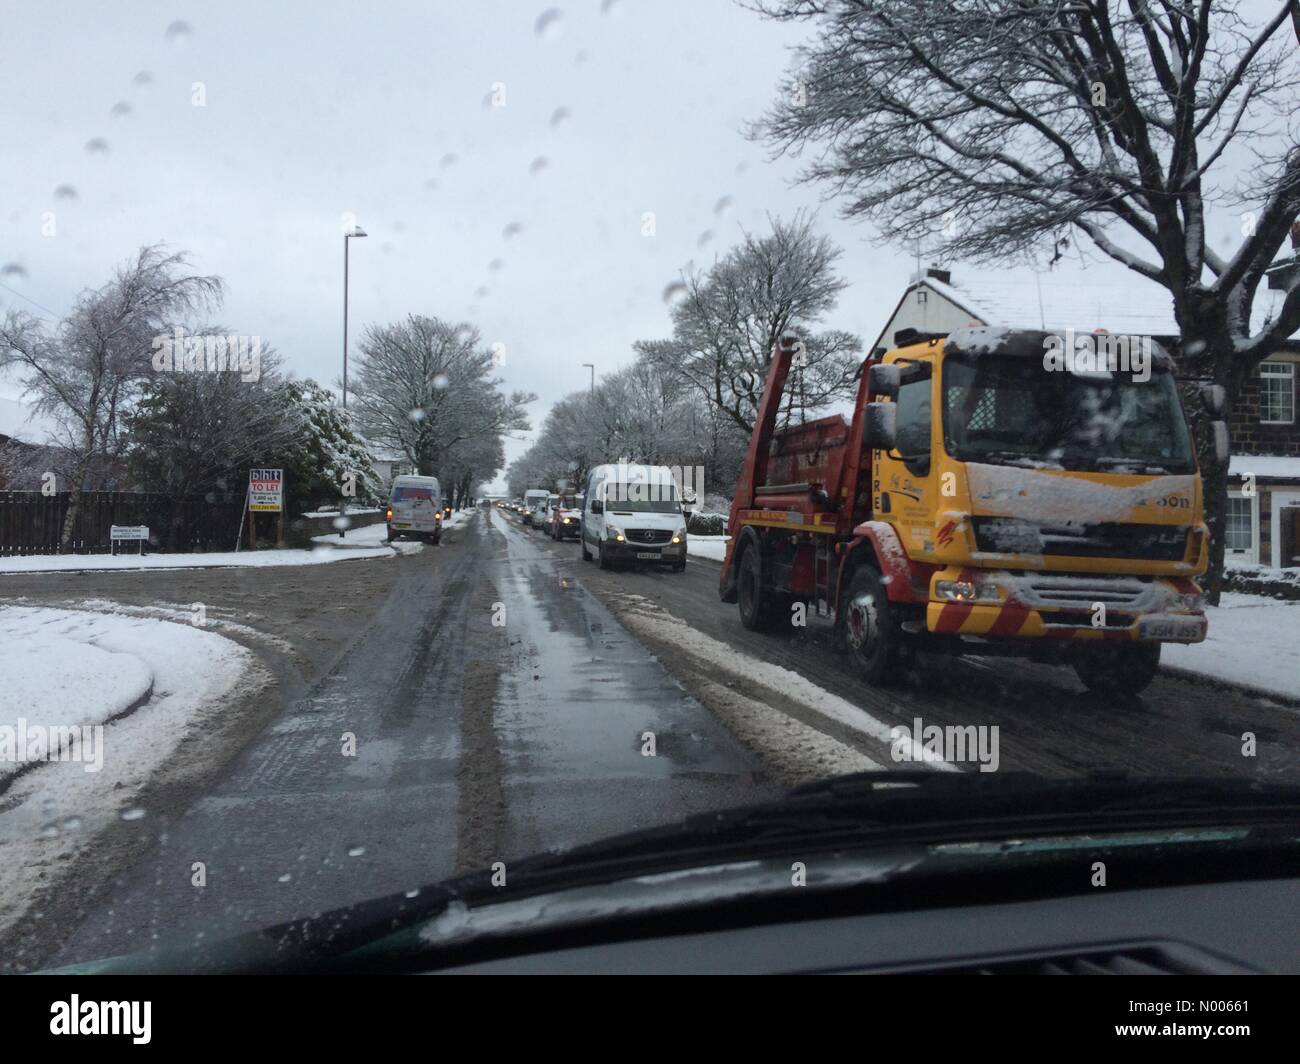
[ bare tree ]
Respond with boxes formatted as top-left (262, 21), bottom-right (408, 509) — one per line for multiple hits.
top-left (752, 0), bottom-right (1300, 596)
top-left (638, 213), bottom-right (862, 434)
top-left (350, 314), bottom-right (533, 485)
top-left (0, 245), bottom-right (222, 549)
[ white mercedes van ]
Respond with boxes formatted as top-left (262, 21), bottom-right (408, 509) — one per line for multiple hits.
top-left (580, 463), bottom-right (687, 572)
top-left (386, 474), bottom-right (443, 544)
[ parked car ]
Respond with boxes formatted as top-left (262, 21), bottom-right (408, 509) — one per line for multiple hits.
top-left (580, 464), bottom-right (687, 571)
top-left (386, 474), bottom-right (443, 544)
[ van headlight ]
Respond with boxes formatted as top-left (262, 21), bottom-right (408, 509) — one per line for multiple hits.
top-left (671, 525), bottom-right (686, 544)
top-left (607, 525), bottom-right (625, 543)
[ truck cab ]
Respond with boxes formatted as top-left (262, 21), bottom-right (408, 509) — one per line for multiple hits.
top-left (720, 329), bottom-right (1215, 697)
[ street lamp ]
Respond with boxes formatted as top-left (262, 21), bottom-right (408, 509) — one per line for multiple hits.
top-left (582, 362), bottom-right (594, 394)
top-left (343, 224), bottom-right (368, 409)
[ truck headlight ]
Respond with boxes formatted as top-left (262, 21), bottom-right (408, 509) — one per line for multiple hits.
top-left (1172, 592), bottom-right (1204, 612)
top-left (935, 579), bottom-right (1001, 603)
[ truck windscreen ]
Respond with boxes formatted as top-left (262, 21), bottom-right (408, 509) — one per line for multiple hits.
top-left (941, 354), bottom-right (1196, 474)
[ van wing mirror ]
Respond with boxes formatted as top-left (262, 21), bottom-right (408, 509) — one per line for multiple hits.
top-left (590, 499), bottom-right (604, 514)
top-left (864, 402), bottom-right (897, 451)
top-left (868, 363), bottom-right (900, 400)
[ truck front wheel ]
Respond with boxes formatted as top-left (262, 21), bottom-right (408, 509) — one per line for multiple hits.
top-left (844, 566), bottom-right (906, 685)
top-left (1072, 643), bottom-right (1161, 697)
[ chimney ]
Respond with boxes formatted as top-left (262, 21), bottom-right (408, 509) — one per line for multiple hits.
top-left (926, 266), bottom-right (951, 285)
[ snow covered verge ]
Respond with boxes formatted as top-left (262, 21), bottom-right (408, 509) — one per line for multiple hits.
top-left (1162, 592), bottom-right (1300, 700)
top-left (687, 535), bottom-right (729, 563)
top-left (0, 605), bottom-right (266, 944)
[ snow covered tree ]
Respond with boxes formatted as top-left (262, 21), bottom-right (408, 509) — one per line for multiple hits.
top-left (637, 213), bottom-right (862, 434)
top-left (0, 245), bottom-right (222, 550)
top-left (349, 314), bottom-right (532, 489)
top-left (253, 379), bottom-right (383, 514)
top-left (752, 0), bottom-right (1300, 597)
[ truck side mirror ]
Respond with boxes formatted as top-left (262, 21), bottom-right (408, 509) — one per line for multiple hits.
top-left (1199, 383), bottom-right (1227, 417)
top-left (868, 363), bottom-right (901, 400)
top-left (864, 402), bottom-right (897, 451)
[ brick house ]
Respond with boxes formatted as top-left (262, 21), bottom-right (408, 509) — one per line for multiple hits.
top-left (872, 262), bottom-right (1300, 570)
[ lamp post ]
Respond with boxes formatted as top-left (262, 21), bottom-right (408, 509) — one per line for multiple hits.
top-left (343, 224), bottom-right (368, 408)
top-left (582, 362), bottom-right (594, 394)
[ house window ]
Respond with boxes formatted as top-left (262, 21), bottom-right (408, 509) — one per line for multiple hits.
top-left (1259, 361), bottom-right (1295, 424)
top-left (1224, 493), bottom-right (1255, 558)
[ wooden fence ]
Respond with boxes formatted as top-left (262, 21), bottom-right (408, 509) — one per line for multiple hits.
top-left (0, 490), bottom-right (245, 556)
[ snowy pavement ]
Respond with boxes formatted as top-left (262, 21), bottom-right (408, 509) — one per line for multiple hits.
top-left (0, 508), bottom-right (477, 575)
top-left (686, 535), bottom-right (729, 563)
top-left (1162, 593), bottom-right (1300, 699)
top-left (0, 605), bottom-right (261, 946)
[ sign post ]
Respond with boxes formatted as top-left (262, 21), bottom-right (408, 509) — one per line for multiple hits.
top-left (248, 468), bottom-right (284, 549)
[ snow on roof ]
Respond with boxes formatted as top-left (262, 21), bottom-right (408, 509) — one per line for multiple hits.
top-left (1229, 454), bottom-right (1300, 481)
top-left (920, 269), bottom-right (1299, 340)
top-left (0, 395), bottom-right (58, 445)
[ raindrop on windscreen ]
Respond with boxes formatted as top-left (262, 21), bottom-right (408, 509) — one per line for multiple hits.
top-left (133, 70), bottom-right (153, 87)
top-left (39, 825), bottom-right (59, 839)
top-left (63, 816), bottom-right (82, 831)
top-left (277, 873), bottom-right (292, 883)
top-left (488, 258), bottom-right (503, 272)
top-left (120, 807), bottom-right (146, 822)
top-left (529, 156), bottom-right (549, 176)
top-left (474, 286), bottom-right (490, 298)
top-left (502, 221), bottom-right (523, 239)
top-left (534, 7), bottom-right (563, 38)
top-left (85, 137), bottom-right (110, 155)
top-left (549, 106), bottom-right (572, 128)
top-left (408, 407), bottom-right (426, 422)
top-left (697, 230), bottom-right (714, 249)
top-left (439, 152), bottom-right (458, 169)
top-left (574, 49), bottom-right (589, 65)
top-left (54, 185), bottom-right (78, 200)
top-left (601, 0), bottom-right (620, 12)
top-left (404, 888), bottom-right (420, 899)
top-left (424, 177), bottom-right (439, 191)
top-left (347, 846), bottom-right (366, 858)
top-left (735, 161), bottom-right (749, 175)
top-left (433, 374), bottom-right (450, 390)
top-left (165, 20), bottom-right (192, 43)
top-left (662, 280), bottom-right (688, 306)
top-left (332, 516), bottom-right (351, 531)
top-left (1, 263), bottom-right (29, 279)
top-left (713, 194), bottom-right (734, 216)
top-left (110, 100), bottom-right (133, 118)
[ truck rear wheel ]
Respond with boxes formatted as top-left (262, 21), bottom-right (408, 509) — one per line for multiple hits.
top-left (1072, 642), bottom-right (1161, 697)
top-left (737, 546), bottom-right (774, 630)
top-left (844, 566), bottom-right (906, 685)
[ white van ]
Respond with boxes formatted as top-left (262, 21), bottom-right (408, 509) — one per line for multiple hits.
top-left (522, 488), bottom-right (549, 527)
top-left (386, 474), bottom-right (443, 544)
top-left (580, 463), bottom-right (687, 572)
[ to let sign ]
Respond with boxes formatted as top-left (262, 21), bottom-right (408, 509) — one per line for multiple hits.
top-left (249, 468), bottom-right (284, 512)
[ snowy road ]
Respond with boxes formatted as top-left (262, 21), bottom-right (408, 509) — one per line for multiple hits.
top-left (12, 508), bottom-right (773, 970)
top-left (5, 505), bottom-right (1297, 971)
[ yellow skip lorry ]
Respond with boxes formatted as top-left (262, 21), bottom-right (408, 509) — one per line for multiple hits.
top-left (719, 327), bottom-right (1223, 696)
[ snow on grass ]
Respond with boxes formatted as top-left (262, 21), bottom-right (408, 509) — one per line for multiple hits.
top-left (687, 535), bottom-right (729, 563)
top-left (0, 605), bottom-right (262, 943)
top-left (0, 535), bottom-right (414, 574)
top-left (1162, 593), bottom-right (1300, 699)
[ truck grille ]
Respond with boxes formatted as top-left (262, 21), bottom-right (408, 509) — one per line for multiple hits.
top-left (628, 529), bottom-right (672, 544)
top-left (973, 517), bottom-right (1188, 562)
top-left (1024, 574), bottom-right (1151, 609)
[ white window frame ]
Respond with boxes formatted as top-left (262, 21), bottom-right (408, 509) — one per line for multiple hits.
top-left (1223, 489), bottom-right (1259, 563)
top-left (1259, 361), bottom-right (1295, 425)
top-left (1270, 489), bottom-right (1300, 569)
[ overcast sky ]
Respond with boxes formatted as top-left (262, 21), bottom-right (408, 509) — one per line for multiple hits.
top-left (1, 1), bottom-right (1284, 490)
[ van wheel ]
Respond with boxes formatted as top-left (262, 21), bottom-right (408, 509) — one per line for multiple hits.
top-left (581, 534), bottom-right (592, 561)
top-left (597, 539), bottom-right (612, 571)
top-left (1072, 643), bottom-right (1160, 697)
top-left (737, 546), bottom-right (774, 631)
top-left (844, 566), bottom-right (906, 685)
top-left (432, 530), bottom-right (441, 546)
